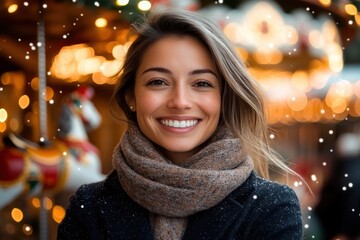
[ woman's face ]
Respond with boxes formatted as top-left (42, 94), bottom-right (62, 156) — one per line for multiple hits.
top-left (128, 35), bottom-right (221, 164)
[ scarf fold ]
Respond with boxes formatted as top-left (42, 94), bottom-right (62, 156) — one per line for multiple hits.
top-left (113, 125), bottom-right (253, 240)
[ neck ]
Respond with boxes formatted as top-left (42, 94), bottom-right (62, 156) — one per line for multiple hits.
top-left (159, 145), bottom-right (203, 165)
top-left (163, 151), bottom-right (193, 165)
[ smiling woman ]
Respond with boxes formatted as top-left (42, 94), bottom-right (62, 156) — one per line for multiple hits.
top-left (57, 9), bottom-right (303, 240)
top-left (129, 35), bottom-right (221, 164)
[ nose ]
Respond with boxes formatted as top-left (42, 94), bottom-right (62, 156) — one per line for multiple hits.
top-left (167, 85), bottom-right (192, 110)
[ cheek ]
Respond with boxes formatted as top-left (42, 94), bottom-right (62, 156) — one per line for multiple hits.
top-left (200, 94), bottom-right (221, 117)
top-left (135, 92), bottom-right (163, 114)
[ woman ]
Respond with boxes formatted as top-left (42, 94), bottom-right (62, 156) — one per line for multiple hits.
top-left (57, 9), bottom-right (303, 240)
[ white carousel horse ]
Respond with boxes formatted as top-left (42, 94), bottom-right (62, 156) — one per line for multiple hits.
top-left (0, 86), bottom-right (105, 209)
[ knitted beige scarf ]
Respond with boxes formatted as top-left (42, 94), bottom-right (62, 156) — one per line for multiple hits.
top-left (113, 125), bottom-right (253, 240)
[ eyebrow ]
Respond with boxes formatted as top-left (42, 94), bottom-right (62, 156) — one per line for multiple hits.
top-left (142, 67), bottom-right (171, 75)
top-left (190, 69), bottom-right (217, 77)
top-left (141, 67), bottom-right (218, 77)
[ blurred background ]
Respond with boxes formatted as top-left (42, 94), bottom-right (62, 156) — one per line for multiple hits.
top-left (0, 0), bottom-right (359, 239)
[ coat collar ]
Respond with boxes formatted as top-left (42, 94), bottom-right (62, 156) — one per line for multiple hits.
top-left (97, 171), bottom-right (256, 239)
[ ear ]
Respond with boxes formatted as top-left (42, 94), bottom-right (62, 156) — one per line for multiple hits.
top-left (125, 91), bottom-right (136, 111)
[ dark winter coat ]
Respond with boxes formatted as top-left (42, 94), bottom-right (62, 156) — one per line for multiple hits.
top-left (57, 170), bottom-right (303, 240)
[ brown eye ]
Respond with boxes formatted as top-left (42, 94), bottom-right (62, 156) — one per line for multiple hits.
top-left (193, 81), bottom-right (213, 88)
top-left (146, 79), bottom-right (167, 86)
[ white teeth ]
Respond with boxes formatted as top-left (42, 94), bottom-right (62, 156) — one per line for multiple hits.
top-left (160, 119), bottom-right (198, 128)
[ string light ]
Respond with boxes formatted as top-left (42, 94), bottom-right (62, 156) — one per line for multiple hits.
top-left (138, 0), bottom-right (151, 11)
top-left (345, 4), bottom-right (358, 16)
top-left (95, 18), bottom-right (107, 28)
top-left (11, 208), bottom-right (24, 223)
top-left (116, 0), bottom-right (129, 6)
top-left (7, 4), bottom-right (18, 13)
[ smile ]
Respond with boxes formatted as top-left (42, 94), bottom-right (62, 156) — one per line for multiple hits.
top-left (160, 119), bottom-right (199, 128)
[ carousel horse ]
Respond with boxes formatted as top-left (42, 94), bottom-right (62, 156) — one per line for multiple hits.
top-left (0, 86), bottom-right (105, 209)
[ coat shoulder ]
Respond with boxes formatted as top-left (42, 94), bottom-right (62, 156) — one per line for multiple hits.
top-left (229, 172), bottom-right (303, 240)
top-left (72, 170), bottom-right (121, 203)
top-left (231, 172), bottom-right (300, 205)
top-left (57, 171), bottom-right (153, 240)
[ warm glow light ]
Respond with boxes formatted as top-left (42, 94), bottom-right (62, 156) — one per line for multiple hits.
top-left (308, 30), bottom-right (324, 48)
top-left (266, 102), bottom-right (286, 124)
top-left (0, 108), bottom-right (8, 122)
top-left (257, 71), bottom-right (293, 101)
top-left (51, 44), bottom-right (119, 83)
top-left (334, 80), bottom-right (353, 98)
top-left (22, 224), bottom-right (33, 236)
top-left (224, 22), bottom-right (241, 43)
top-left (95, 18), bottom-right (107, 28)
top-left (57, 49), bottom-right (73, 64)
top-left (100, 60), bottom-right (123, 77)
top-left (290, 71), bottom-right (311, 92)
top-left (19, 95), bottom-right (30, 109)
top-left (45, 87), bottom-right (54, 101)
top-left (349, 99), bottom-right (360, 117)
top-left (112, 44), bottom-right (127, 59)
top-left (327, 43), bottom-right (343, 72)
top-left (32, 198), bottom-right (41, 208)
top-left (8, 4), bottom-right (18, 13)
top-left (0, 122), bottom-right (6, 133)
top-left (325, 82), bottom-right (351, 115)
top-left (298, 105), bottom-right (313, 121)
top-left (323, 20), bottom-right (338, 41)
top-left (11, 208), bottom-right (23, 222)
top-left (353, 80), bottom-right (360, 98)
top-left (331, 97), bottom-right (347, 113)
top-left (138, 0), bottom-right (151, 11)
top-left (52, 205), bottom-right (66, 223)
top-left (10, 118), bottom-right (20, 132)
top-left (31, 77), bottom-right (39, 90)
top-left (354, 99), bottom-right (360, 116)
top-left (355, 13), bottom-right (360, 26)
top-left (31, 197), bottom-right (53, 209)
top-left (45, 197), bottom-right (53, 210)
top-left (241, 2), bottom-right (291, 49)
top-left (310, 68), bottom-right (330, 89)
top-left (78, 57), bottom-right (104, 75)
top-left (345, 4), bottom-right (358, 16)
top-left (116, 0), bottom-right (129, 6)
top-left (284, 26), bottom-right (298, 45)
top-left (253, 49), bottom-right (283, 64)
top-left (107, 76), bottom-right (118, 85)
top-left (92, 72), bottom-right (107, 85)
top-left (1, 72), bottom-right (12, 85)
top-left (237, 48), bottom-right (249, 60)
top-left (319, 0), bottom-right (331, 7)
top-left (307, 98), bottom-right (323, 122)
top-left (287, 91), bottom-right (308, 111)
top-left (75, 47), bottom-right (95, 61)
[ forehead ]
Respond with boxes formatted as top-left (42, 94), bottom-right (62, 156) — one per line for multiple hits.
top-left (137, 35), bottom-right (215, 70)
top-left (148, 34), bottom-right (207, 53)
